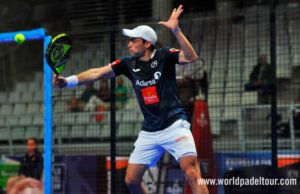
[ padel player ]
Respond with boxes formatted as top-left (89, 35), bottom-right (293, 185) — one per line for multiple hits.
top-left (53, 5), bottom-right (209, 194)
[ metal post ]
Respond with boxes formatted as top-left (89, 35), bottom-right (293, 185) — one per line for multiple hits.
top-left (109, 0), bottom-right (117, 193)
top-left (44, 35), bottom-right (52, 194)
top-left (270, 0), bottom-right (278, 171)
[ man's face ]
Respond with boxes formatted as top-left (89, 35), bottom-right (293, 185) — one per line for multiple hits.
top-left (127, 37), bottom-right (147, 57)
top-left (259, 55), bottom-right (268, 65)
top-left (26, 139), bottom-right (36, 154)
top-left (117, 78), bottom-right (123, 86)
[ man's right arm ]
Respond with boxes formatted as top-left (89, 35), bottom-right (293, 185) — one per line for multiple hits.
top-left (53, 64), bottom-right (115, 88)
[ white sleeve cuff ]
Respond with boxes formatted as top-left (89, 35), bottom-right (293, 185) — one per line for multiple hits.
top-left (65, 75), bottom-right (78, 88)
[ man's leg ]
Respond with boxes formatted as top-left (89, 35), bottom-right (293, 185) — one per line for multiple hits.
top-left (179, 156), bottom-right (209, 194)
top-left (125, 163), bottom-right (148, 194)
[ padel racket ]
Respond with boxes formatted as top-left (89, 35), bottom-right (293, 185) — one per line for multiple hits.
top-left (45, 33), bottom-right (71, 75)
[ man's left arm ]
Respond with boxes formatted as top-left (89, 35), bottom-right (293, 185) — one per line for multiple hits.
top-left (159, 5), bottom-right (198, 64)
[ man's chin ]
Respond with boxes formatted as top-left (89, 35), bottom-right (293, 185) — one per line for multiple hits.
top-left (131, 52), bottom-right (144, 59)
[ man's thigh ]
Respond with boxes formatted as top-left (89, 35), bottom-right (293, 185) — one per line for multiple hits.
top-left (129, 131), bottom-right (164, 167)
top-left (161, 120), bottom-right (197, 161)
top-left (126, 163), bottom-right (148, 183)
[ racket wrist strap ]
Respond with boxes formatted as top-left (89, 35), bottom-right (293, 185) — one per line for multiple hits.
top-left (66, 75), bottom-right (78, 88)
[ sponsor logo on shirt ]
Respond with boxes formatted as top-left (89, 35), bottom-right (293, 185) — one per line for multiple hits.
top-left (151, 60), bottom-right (158, 68)
top-left (136, 79), bottom-right (157, 87)
top-left (133, 68), bottom-right (141, 72)
top-left (154, 72), bottom-right (161, 80)
top-left (136, 71), bottom-right (161, 86)
top-left (141, 86), bottom-right (160, 105)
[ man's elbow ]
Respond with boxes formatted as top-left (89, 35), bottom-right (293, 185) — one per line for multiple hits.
top-left (187, 55), bottom-right (198, 63)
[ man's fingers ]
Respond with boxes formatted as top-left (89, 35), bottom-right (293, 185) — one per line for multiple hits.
top-left (52, 76), bottom-right (66, 88)
top-left (158, 21), bottom-right (167, 26)
top-left (177, 9), bottom-right (183, 16)
top-left (177, 4), bottom-right (183, 11)
top-left (175, 5), bottom-right (183, 16)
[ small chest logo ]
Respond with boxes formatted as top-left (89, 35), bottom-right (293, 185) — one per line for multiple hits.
top-left (154, 72), bottom-right (161, 80)
top-left (133, 68), bottom-right (141, 72)
top-left (151, 60), bottom-right (158, 68)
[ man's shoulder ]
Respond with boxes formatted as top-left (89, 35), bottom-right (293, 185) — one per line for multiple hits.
top-left (111, 56), bottom-right (132, 67)
top-left (158, 47), bottom-right (179, 53)
top-left (120, 56), bottom-right (133, 63)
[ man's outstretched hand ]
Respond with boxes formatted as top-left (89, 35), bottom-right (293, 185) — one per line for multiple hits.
top-left (53, 75), bottom-right (67, 88)
top-left (158, 4), bottom-right (183, 31)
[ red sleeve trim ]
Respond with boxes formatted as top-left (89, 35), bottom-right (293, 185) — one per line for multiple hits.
top-left (110, 59), bottom-right (122, 67)
top-left (169, 48), bottom-right (180, 53)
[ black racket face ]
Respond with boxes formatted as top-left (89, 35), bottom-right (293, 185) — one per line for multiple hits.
top-left (46, 34), bottom-right (71, 74)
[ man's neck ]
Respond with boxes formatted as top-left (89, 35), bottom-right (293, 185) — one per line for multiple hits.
top-left (140, 49), bottom-right (156, 62)
top-left (28, 152), bottom-right (35, 157)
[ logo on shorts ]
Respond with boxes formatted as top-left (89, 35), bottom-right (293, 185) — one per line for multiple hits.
top-left (175, 135), bottom-right (189, 143)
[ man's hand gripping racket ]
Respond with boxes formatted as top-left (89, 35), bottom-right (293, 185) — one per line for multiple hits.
top-left (45, 33), bottom-right (72, 88)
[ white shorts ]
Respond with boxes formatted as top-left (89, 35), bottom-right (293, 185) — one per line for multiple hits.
top-left (128, 119), bottom-right (197, 167)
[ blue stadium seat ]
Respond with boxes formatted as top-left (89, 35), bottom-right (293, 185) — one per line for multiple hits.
top-left (27, 103), bottom-right (40, 114)
top-left (99, 124), bottom-right (110, 139)
top-left (8, 91), bottom-right (21, 103)
top-left (116, 111), bottom-right (123, 123)
top-left (11, 127), bottom-right (25, 140)
top-left (5, 117), bottom-right (19, 126)
top-left (0, 128), bottom-right (10, 141)
top-left (19, 116), bottom-right (33, 126)
top-left (61, 113), bottom-right (76, 125)
top-left (133, 123), bottom-right (140, 136)
top-left (70, 125), bottom-right (86, 138)
top-left (20, 92), bottom-right (34, 103)
top-left (117, 123), bottom-right (135, 139)
top-left (33, 115), bottom-right (44, 126)
top-left (75, 113), bottom-right (91, 125)
top-left (0, 92), bottom-right (7, 103)
top-left (34, 90), bottom-right (44, 102)
top-left (86, 125), bottom-right (101, 138)
top-left (34, 72), bottom-right (43, 83)
top-left (0, 117), bottom-right (5, 125)
top-left (28, 81), bottom-right (40, 92)
top-left (15, 82), bottom-right (28, 93)
top-left (13, 103), bottom-right (27, 115)
top-left (123, 110), bottom-right (138, 122)
top-left (54, 101), bottom-right (69, 113)
top-left (40, 128), bottom-right (44, 139)
top-left (25, 127), bottom-right (40, 139)
top-left (0, 104), bottom-right (13, 115)
top-left (242, 92), bottom-right (258, 105)
top-left (55, 126), bottom-right (69, 138)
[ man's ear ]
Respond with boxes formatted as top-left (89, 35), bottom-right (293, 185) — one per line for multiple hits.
top-left (145, 41), bottom-right (152, 49)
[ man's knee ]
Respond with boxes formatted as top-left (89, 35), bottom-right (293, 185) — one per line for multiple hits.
top-left (125, 175), bottom-right (142, 187)
top-left (184, 166), bottom-right (201, 184)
